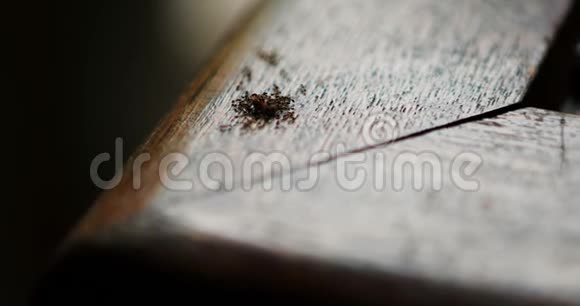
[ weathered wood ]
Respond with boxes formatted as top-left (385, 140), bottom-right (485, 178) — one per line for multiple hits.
top-left (146, 108), bottom-right (580, 304)
top-left (42, 0), bottom-right (580, 305)
top-left (49, 108), bottom-right (580, 305)
top-left (73, 0), bottom-right (572, 234)
top-left (159, 0), bottom-right (571, 195)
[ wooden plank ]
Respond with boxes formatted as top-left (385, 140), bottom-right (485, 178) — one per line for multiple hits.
top-left (143, 107), bottom-right (580, 304)
top-left (153, 0), bottom-right (571, 197)
top-left (44, 108), bottom-right (580, 305)
top-left (72, 0), bottom-right (572, 234)
top-left (40, 0), bottom-right (578, 305)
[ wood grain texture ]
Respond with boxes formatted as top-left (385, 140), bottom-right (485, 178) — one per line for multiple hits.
top-left (147, 108), bottom-right (580, 304)
top-left (50, 1), bottom-right (579, 305)
top-left (74, 0), bottom-right (572, 235)
top-left (152, 0), bottom-right (572, 196)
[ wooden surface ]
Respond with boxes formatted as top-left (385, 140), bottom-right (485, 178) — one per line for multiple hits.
top-left (150, 107), bottom-right (580, 304)
top-left (165, 0), bottom-right (571, 191)
top-left (42, 0), bottom-right (580, 305)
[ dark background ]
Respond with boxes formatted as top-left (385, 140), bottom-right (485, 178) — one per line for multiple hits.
top-left (6, 1), bottom-right (254, 305)
top-left (4, 1), bottom-right (579, 305)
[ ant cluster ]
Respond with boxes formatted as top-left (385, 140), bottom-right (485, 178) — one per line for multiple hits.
top-left (220, 50), bottom-right (304, 133)
top-left (228, 85), bottom-right (297, 131)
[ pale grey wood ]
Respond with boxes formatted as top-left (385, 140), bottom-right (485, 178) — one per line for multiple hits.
top-left (148, 108), bottom-right (580, 303)
top-left (169, 0), bottom-right (571, 194)
top-left (65, 1), bottom-right (577, 304)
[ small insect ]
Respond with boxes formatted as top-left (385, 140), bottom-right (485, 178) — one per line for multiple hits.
top-left (235, 66), bottom-right (253, 91)
top-left (257, 49), bottom-right (280, 66)
top-left (241, 66), bottom-right (252, 81)
top-left (219, 124), bottom-right (233, 132)
top-left (272, 83), bottom-right (281, 96)
top-left (298, 84), bottom-right (307, 95)
top-left (236, 81), bottom-right (244, 91)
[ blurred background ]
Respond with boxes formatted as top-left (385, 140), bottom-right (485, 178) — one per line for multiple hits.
top-left (5, 0), bottom-right (579, 305)
top-left (7, 1), bottom-right (255, 305)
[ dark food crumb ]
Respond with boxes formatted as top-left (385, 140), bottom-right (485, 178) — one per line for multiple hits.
top-left (257, 49), bottom-right (280, 66)
top-left (230, 85), bottom-right (297, 131)
top-left (298, 84), bottom-right (307, 95)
